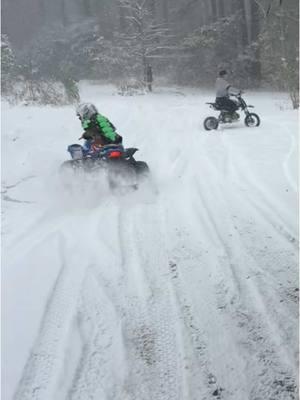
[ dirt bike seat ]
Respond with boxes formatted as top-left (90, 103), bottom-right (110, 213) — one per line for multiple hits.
top-left (206, 102), bottom-right (222, 110)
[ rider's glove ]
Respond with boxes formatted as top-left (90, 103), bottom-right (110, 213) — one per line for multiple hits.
top-left (81, 131), bottom-right (94, 140)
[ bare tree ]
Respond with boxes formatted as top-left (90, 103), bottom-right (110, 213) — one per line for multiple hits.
top-left (2, 0), bottom-right (298, 101)
top-left (162, 0), bottom-right (169, 22)
top-left (117, 0), bottom-right (172, 81)
top-left (216, 0), bottom-right (225, 18)
top-left (82, 0), bottom-right (92, 17)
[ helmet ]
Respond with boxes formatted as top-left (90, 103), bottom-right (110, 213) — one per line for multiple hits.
top-left (76, 103), bottom-right (98, 120)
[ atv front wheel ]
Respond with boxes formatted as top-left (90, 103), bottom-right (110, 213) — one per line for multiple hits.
top-left (244, 113), bottom-right (260, 127)
top-left (204, 116), bottom-right (219, 131)
top-left (60, 159), bottom-right (85, 173)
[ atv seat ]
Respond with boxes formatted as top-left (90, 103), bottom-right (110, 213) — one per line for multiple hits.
top-left (99, 144), bottom-right (124, 157)
top-left (102, 144), bottom-right (124, 151)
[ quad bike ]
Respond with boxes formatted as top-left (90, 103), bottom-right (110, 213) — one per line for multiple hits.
top-left (203, 93), bottom-right (260, 131)
top-left (60, 143), bottom-right (150, 190)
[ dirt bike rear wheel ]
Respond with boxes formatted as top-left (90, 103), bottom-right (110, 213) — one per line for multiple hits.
top-left (244, 113), bottom-right (260, 127)
top-left (204, 116), bottom-right (219, 131)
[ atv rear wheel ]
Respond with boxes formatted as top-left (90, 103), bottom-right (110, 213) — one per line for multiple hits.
top-left (204, 116), bottom-right (219, 131)
top-left (60, 159), bottom-right (85, 173)
top-left (107, 162), bottom-right (137, 190)
top-left (60, 160), bottom-right (75, 171)
top-left (135, 161), bottom-right (150, 177)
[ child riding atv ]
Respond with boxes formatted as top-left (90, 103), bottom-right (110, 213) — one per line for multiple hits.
top-left (76, 103), bottom-right (123, 153)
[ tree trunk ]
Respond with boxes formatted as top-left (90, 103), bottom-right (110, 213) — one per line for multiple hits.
top-left (38, 0), bottom-right (46, 23)
top-left (82, 0), bottom-right (92, 17)
top-left (211, 0), bottom-right (217, 21)
top-left (61, 0), bottom-right (67, 26)
top-left (249, 0), bottom-right (262, 85)
top-left (200, 0), bottom-right (212, 24)
top-left (119, 2), bottom-right (126, 32)
top-left (231, 0), bottom-right (248, 48)
top-left (148, 0), bottom-right (156, 19)
top-left (217, 0), bottom-right (225, 18)
top-left (162, 0), bottom-right (169, 23)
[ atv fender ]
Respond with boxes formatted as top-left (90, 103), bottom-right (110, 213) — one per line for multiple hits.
top-left (124, 148), bottom-right (138, 158)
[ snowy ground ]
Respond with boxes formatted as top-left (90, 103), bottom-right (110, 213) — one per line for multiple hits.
top-left (2, 83), bottom-right (299, 400)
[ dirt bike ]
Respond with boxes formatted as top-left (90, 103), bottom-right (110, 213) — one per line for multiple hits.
top-left (203, 93), bottom-right (260, 131)
top-left (60, 143), bottom-right (150, 190)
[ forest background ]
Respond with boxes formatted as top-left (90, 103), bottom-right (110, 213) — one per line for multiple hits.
top-left (1, 0), bottom-right (299, 108)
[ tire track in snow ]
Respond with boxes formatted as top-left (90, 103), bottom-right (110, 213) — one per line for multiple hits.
top-left (163, 196), bottom-right (249, 399)
top-left (165, 131), bottom-right (297, 398)
top-left (279, 121), bottom-right (298, 193)
top-left (67, 269), bottom-right (125, 400)
top-left (62, 198), bottom-right (183, 400)
top-left (6, 212), bottom-right (74, 265)
top-left (190, 155), bottom-right (298, 399)
top-left (167, 256), bottom-right (230, 400)
top-left (46, 202), bottom-right (126, 400)
top-left (196, 150), bottom-right (297, 316)
top-left (218, 129), bottom-right (297, 246)
top-left (116, 201), bottom-right (183, 400)
top-left (231, 155), bottom-right (297, 246)
top-left (14, 234), bottom-right (88, 400)
top-left (283, 132), bottom-right (297, 193)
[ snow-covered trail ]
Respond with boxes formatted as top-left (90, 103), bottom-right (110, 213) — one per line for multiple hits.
top-left (2, 85), bottom-right (298, 400)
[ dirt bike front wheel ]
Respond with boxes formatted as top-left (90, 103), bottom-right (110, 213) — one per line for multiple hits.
top-left (204, 116), bottom-right (219, 131)
top-left (244, 113), bottom-right (260, 127)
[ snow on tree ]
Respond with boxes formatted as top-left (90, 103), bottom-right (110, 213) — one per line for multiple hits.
top-left (116, 0), bottom-right (174, 85)
top-left (1, 0), bottom-right (299, 105)
top-left (256, 0), bottom-right (299, 108)
top-left (1, 34), bottom-right (19, 95)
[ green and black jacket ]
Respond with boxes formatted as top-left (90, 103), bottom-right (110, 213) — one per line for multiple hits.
top-left (81, 114), bottom-right (122, 145)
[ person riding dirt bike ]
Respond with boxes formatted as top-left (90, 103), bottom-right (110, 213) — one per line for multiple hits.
top-left (76, 103), bottom-right (123, 153)
top-left (215, 70), bottom-right (240, 120)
